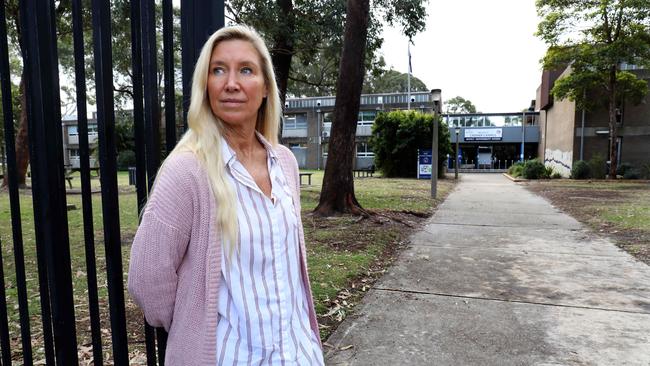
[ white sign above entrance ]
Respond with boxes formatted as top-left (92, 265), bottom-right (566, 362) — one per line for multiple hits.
top-left (464, 128), bottom-right (503, 141)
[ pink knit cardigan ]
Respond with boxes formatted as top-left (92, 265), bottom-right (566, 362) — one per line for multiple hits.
top-left (128, 146), bottom-right (320, 365)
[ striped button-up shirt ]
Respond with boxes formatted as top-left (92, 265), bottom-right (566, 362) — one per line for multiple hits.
top-left (216, 134), bottom-right (324, 365)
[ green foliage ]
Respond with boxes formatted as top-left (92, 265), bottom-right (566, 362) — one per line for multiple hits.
top-left (116, 150), bottom-right (136, 171)
top-left (587, 153), bottom-right (607, 179)
top-left (571, 160), bottom-right (591, 179)
top-left (551, 171), bottom-right (563, 179)
top-left (623, 168), bottom-right (641, 180)
top-left (228, 0), bottom-right (428, 98)
top-left (369, 110), bottom-right (452, 178)
top-left (536, 0), bottom-right (650, 177)
top-left (508, 162), bottom-right (524, 177)
top-left (617, 162), bottom-right (634, 176)
top-left (642, 163), bottom-right (650, 179)
top-left (522, 159), bottom-right (548, 179)
top-left (444, 96), bottom-right (477, 114)
top-left (363, 69), bottom-right (428, 94)
top-left (545, 165), bottom-right (554, 178)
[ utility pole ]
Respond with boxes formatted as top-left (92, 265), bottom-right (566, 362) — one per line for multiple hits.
top-left (431, 89), bottom-right (441, 198)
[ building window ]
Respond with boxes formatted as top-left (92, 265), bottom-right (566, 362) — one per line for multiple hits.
top-left (68, 126), bottom-right (78, 136)
top-left (283, 114), bottom-right (308, 130)
top-left (322, 142), bottom-right (328, 157)
top-left (69, 149), bottom-right (80, 157)
top-left (357, 111), bottom-right (376, 126)
top-left (356, 141), bottom-right (374, 157)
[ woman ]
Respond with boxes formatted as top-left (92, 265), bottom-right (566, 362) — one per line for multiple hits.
top-left (128, 26), bottom-right (324, 365)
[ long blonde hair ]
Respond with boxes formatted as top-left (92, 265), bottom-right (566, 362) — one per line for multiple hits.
top-left (166, 25), bottom-right (281, 254)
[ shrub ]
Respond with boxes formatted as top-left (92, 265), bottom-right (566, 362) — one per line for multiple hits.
top-left (522, 159), bottom-right (547, 179)
top-left (544, 166), bottom-right (554, 179)
top-left (370, 110), bottom-right (452, 177)
top-left (117, 150), bottom-right (136, 171)
top-left (551, 172), bottom-right (562, 179)
top-left (623, 168), bottom-right (641, 180)
top-left (571, 160), bottom-right (591, 179)
top-left (642, 163), bottom-right (650, 179)
top-left (617, 162), bottom-right (634, 176)
top-left (508, 162), bottom-right (524, 177)
top-left (587, 153), bottom-right (607, 179)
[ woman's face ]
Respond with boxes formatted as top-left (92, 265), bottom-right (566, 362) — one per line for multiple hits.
top-left (207, 39), bottom-right (268, 129)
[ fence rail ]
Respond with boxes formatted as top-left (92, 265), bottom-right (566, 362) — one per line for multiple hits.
top-left (0, 1), bottom-right (222, 364)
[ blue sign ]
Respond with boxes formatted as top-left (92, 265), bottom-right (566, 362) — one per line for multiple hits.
top-left (417, 149), bottom-right (432, 179)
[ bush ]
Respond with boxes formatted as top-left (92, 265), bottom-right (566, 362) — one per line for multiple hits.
top-left (587, 153), bottom-right (607, 179)
top-left (571, 160), bottom-right (591, 179)
top-left (370, 110), bottom-right (452, 177)
top-left (117, 150), bottom-right (136, 171)
top-left (551, 172), bottom-right (562, 179)
top-left (544, 166), bottom-right (554, 179)
top-left (508, 162), bottom-right (524, 177)
top-left (623, 169), bottom-right (641, 180)
top-left (617, 162), bottom-right (634, 176)
top-left (522, 159), bottom-right (547, 179)
top-left (642, 163), bottom-right (650, 179)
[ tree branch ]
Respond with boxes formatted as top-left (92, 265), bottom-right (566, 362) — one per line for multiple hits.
top-left (288, 74), bottom-right (334, 88)
top-left (113, 86), bottom-right (134, 98)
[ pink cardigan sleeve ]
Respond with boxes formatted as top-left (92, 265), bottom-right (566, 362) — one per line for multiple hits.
top-left (127, 155), bottom-right (197, 331)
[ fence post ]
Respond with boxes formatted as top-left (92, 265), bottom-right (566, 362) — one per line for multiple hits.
top-left (20, 0), bottom-right (79, 363)
top-left (181, 0), bottom-right (224, 127)
top-left (91, 0), bottom-right (130, 363)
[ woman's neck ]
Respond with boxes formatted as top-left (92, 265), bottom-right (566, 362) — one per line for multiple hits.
top-left (223, 124), bottom-right (263, 160)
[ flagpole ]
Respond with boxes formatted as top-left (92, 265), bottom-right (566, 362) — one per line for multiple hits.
top-left (407, 41), bottom-right (411, 110)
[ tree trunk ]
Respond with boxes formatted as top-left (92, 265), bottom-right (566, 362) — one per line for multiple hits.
top-left (608, 66), bottom-right (618, 179)
top-left (270, 0), bottom-right (295, 107)
top-left (2, 72), bottom-right (28, 188)
top-left (14, 72), bottom-right (29, 187)
top-left (313, 0), bottom-right (370, 216)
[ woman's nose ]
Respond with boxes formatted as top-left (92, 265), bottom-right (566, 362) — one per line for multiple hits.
top-left (224, 73), bottom-right (240, 92)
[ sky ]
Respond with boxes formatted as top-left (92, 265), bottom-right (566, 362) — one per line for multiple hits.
top-left (379, 0), bottom-right (547, 113)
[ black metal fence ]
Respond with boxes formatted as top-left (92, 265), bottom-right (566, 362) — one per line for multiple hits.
top-left (0, 0), bottom-right (222, 364)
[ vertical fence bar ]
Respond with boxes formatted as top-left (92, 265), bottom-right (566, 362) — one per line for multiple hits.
top-left (20, 0), bottom-right (79, 363)
top-left (90, 0), bottom-right (129, 364)
top-left (141, 0), bottom-right (160, 190)
top-left (163, 0), bottom-right (176, 153)
top-left (71, 0), bottom-right (104, 363)
top-left (181, 0), bottom-right (224, 127)
top-left (141, 1), bottom-right (166, 361)
top-left (0, 236), bottom-right (9, 365)
top-left (0, 1), bottom-right (22, 363)
top-left (129, 1), bottom-right (159, 364)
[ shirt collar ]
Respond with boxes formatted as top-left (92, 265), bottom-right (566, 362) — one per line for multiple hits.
top-left (220, 131), bottom-right (278, 168)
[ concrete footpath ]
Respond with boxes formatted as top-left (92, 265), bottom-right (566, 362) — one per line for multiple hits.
top-left (325, 174), bottom-right (650, 365)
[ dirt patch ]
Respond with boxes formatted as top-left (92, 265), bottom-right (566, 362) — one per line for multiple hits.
top-left (524, 181), bottom-right (650, 265)
top-left (314, 210), bottom-right (431, 337)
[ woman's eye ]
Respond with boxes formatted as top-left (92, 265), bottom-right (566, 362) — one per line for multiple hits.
top-left (211, 67), bottom-right (225, 75)
top-left (241, 67), bottom-right (253, 75)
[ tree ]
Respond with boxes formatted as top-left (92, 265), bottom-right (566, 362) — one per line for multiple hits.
top-left (314, 0), bottom-right (427, 216)
top-left (444, 96), bottom-right (477, 114)
top-left (313, 0), bottom-right (371, 216)
top-left (363, 68), bottom-right (428, 94)
top-left (536, 0), bottom-right (650, 178)
top-left (226, 0), bottom-right (426, 103)
top-left (370, 110), bottom-right (452, 177)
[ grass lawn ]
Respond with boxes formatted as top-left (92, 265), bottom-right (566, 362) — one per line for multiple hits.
top-left (0, 169), bottom-right (456, 362)
top-left (524, 179), bottom-right (650, 264)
